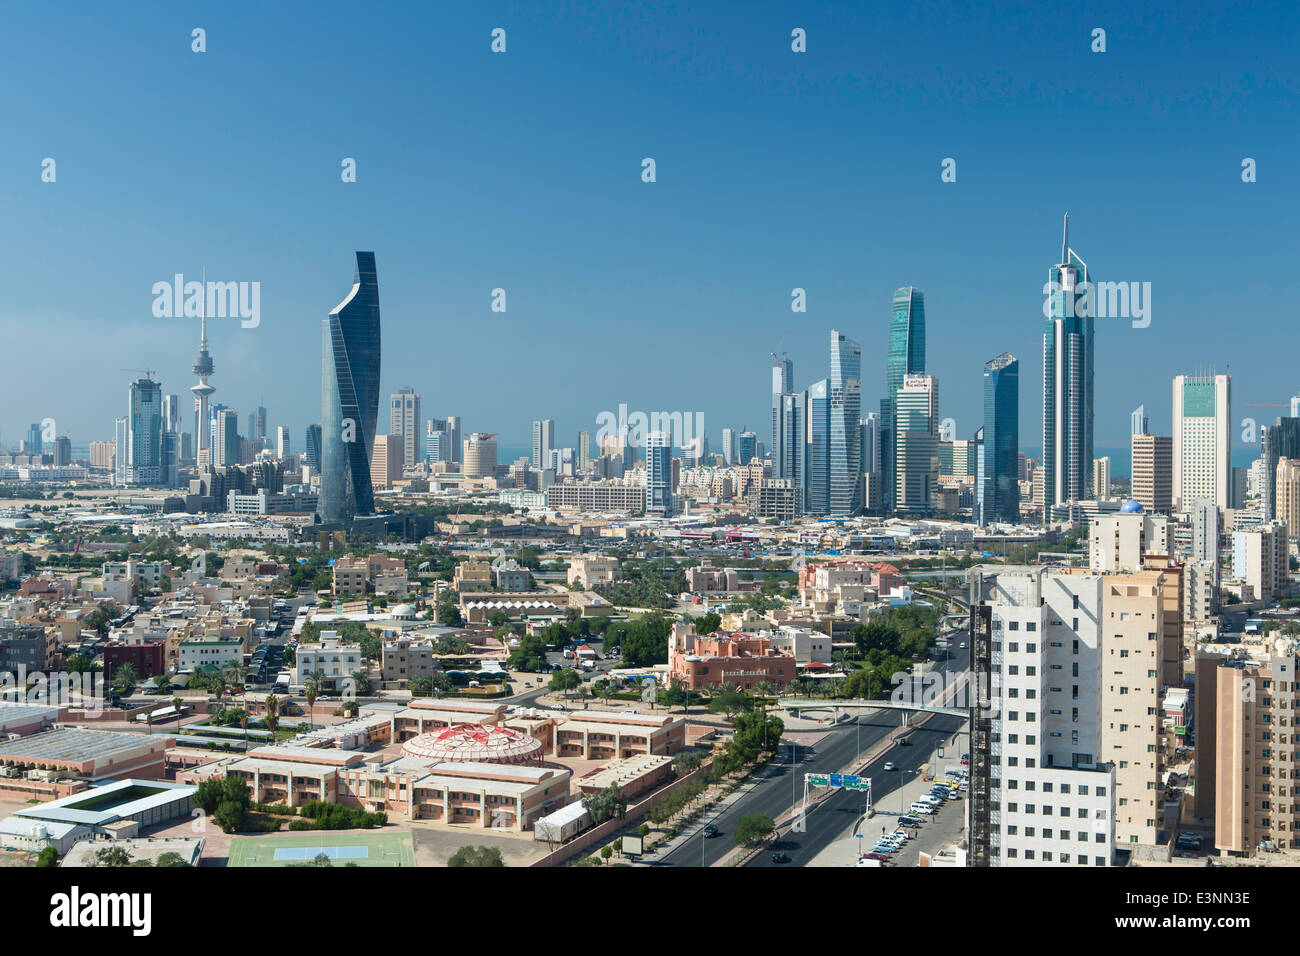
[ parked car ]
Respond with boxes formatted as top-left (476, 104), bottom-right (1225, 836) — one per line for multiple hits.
top-left (898, 815), bottom-right (923, 827)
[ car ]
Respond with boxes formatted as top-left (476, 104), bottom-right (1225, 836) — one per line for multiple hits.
top-left (771, 851), bottom-right (790, 864)
top-left (959, 642), bottom-right (967, 649)
top-left (883, 761), bottom-right (897, 772)
top-left (960, 757), bottom-right (970, 766)
top-left (702, 824), bottom-right (718, 838)
top-left (898, 815), bottom-right (923, 827)
top-left (856, 857), bottom-right (885, 867)
top-left (897, 736), bottom-right (911, 746)
top-left (871, 845), bottom-right (896, 856)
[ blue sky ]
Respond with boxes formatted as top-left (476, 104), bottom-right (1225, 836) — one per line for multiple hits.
top-left (3, 0), bottom-right (1297, 463)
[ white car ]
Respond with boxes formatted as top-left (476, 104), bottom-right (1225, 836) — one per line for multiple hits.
top-left (883, 761), bottom-right (897, 772)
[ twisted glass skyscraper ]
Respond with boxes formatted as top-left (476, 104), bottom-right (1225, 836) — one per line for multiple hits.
top-left (319, 251), bottom-right (382, 523)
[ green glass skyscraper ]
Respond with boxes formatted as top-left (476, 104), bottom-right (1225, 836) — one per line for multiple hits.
top-left (880, 287), bottom-right (926, 512)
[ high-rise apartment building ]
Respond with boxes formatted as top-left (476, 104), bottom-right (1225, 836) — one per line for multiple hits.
top-left (425, 419), bottom-right (452, 464)
top-left (1042, 215), bottom-right (1095, 509)
top-left (1232, 521), bottom-right (1289, 603)
top-left (1092, 457), bottom-right (1111, 499)
top-left (979, 352), bottom-right (1019, 525)
top-left (390, 388), bottom-right (420, 470)
top-left (1089, 510), bottom-right (1170, 572)
top-left (1172, 372), bottom-right (1232, 512)
top-left (1130, 433), bottom-right (1172, 515)
top-left (319, 251), bottom-right (382, 523)
top-left (1275, 458), bottom-right (1300, 542)
top-left (974, 568), bottom-right (1117, 866)
top-left (578, 430), bottom-right (591, 471)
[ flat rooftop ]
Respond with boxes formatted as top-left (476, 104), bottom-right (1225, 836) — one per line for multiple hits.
top-left (0, 727), bottom-right (166, 766)
top-left (14, 778), bottom-right (196, 826)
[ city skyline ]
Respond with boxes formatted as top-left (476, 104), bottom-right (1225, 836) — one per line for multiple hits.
top-left (3, 3), bottom-right (1296, 455)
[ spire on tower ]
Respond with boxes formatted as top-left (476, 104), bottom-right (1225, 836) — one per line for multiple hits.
top-left (1061, 212), bottom-right (1069, 264)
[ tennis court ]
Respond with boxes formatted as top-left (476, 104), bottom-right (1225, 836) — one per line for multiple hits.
top-left (228, 830), bottom-right (414, 867)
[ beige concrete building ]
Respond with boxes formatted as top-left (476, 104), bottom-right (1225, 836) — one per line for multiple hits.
top-left (1232, 521), bottom-right (1289, 604)
top-left (566, 556), bottom-right (620, 588)
top-left (370, 434), bottom-right (402, 491)
top-left (1276, 458), bottom-right (1300, 543)
top-left (1131, 434), bottom-right (1172, 515)
top-left (1100, 572), bottom-right (1170, 848)
top-left (1197, 643), bottom-right (1300, 856)
top-left (463, 433), bottom-right (498, 478)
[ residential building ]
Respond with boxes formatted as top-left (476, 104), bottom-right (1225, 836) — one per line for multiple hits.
top-left (1131, 433), bottom-right (1173, 515)
top-left (389, 388), bottom-right (420, 470)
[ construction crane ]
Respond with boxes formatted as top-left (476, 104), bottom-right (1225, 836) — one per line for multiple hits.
top-left (121, 367), bottom-right (158, 380)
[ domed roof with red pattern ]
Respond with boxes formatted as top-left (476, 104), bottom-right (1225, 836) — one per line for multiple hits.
top-left (400, 722), bottom-right (543, 764)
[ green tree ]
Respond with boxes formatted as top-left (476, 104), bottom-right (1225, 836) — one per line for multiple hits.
top-left (36, 846), bottom-right (58, 867)
top-left (708, 684), bottom-right (753, 718)
top-left (548, 668), bottom-right (581, 698)
top-left (94, 845), bottom-right (133, 866)
top-left (448, 845), bottom-right (505, 867)
top-left (694, 612), bottom-right (722, 635)
top-left (733, 812), bottom-right (775, 847)
top-left (581, 784), bottom-right (627, 824)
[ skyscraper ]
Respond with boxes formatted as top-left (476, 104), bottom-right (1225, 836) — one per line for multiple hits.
top-left (390, 387), bottom-right (421, 470)
top-left (804, 379), bottom-right (831, 516)
top-left (532, 419), bottom-right (555, 469)
top-left (1131, 405), bottom-right (1148, 437)
top-left (124, 377), bottom-right (164, 485)
top-left (210, 405), bottom-right (239, 467)
top-left (319, 251), bottom-right (382, 523)
top-left (894, 373), bottom-right (938, 513)
top-left (771, 352), bottom-right (793, 474)
top-left (737, 431), bottom-right (758, 467)
top-left (721, 427), bottom-right (736, 466)
top-left (447, 416), bottom-right (462, 464)
top-left (1132, 433), bottom-right (1173, 514)
top-left (276, 425), bottom-right (292, 458)
top-left (24, 424), bottom-right (42, 457)
top-left (645, 431), bottom-right (673, 516)
top-left (979, 352), bottom-right (1019, 525)
top-left (1172, 372), bottom-right (1232, 512)
top-left (829, 330), bottom-right (863, 516)
top-left (1042, 214), bottom-right (1095, 509)
top-left (578, 430), bottom-right (591, 471)
top-left (881, 287), bottom-right (926, 513)
top-left (305, 424), bottom-right (322, 472)
top-left (425, 419), bottom-right (452, 464)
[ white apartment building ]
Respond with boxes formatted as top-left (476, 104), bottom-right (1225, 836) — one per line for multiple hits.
top-left (294, 631), bottom-right (363, 692)
top-left (987, 569), bottom-right (1117, 866)
top-left (178, 639), bottom-right (243, 672)
top-left (1089, 511), bottom-right (1169, 572)
top-left (1232, 521), bottom-right (1290, 604)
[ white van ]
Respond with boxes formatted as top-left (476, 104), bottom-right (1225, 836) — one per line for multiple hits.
top-left (910, 801), bottom-right (938, 815)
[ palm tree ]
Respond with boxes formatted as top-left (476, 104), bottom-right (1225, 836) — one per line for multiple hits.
top-left (304, 670), bottom-right (325, 730)
top-left (264, 694), bottom-right (280, 738)
top-left (172, 696), bottom-right (183, 733)
top-left (240, 713), bottom-right (249, 746)
top-left (224, 661), bottom-right (245, 706)
top-left (113, 662), bottom-right (138, 697)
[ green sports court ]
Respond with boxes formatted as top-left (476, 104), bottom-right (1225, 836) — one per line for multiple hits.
top-left (228, 830), bottom-right (415, 867)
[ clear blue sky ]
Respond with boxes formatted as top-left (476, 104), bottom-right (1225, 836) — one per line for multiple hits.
top-left (3, 0), bottom-right (1297, 461)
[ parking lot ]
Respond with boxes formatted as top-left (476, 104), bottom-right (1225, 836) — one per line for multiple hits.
top-left (811, 764), bottom-right (969, 867)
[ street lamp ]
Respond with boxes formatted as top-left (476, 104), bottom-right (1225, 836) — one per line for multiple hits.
top-left (899, 767), bottom-right (919, 815)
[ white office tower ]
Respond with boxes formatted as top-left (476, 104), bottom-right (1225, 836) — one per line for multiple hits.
top-left (986, 568), bottom-right (1116, 866)
top-left (390, 388), bottom-right (421, 470)
top-left (276, 425), bottom-right (292, 458)
top-left (532, 418), bottom-right (556, 469)
top-left (721, 427), bottom-right (736, 466)
top-left (1172, 373), bottom-right (1232, 512)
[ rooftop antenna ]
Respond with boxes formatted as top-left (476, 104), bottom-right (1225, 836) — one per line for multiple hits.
top-left (1061, 212), bottom-right (1069, 263)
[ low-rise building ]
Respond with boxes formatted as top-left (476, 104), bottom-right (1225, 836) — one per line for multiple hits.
top-left (668, 622), bottom-right (797, 691)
